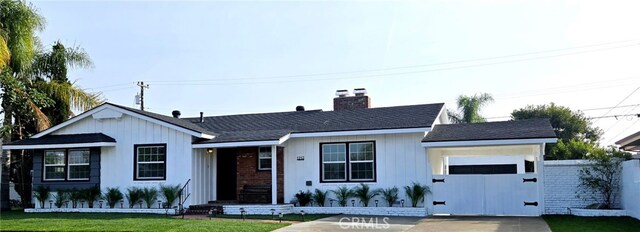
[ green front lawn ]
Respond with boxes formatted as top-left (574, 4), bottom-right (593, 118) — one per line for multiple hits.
top-left (543, 215), bottom-right (640, 232)
top-left (0, 211), bottom-right (289, 231)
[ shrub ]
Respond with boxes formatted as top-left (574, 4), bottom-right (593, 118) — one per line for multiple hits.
top-left (83, 185), bottom-right (101, 208)
top-left (404, 182), bottom-right (430, 207)
top-left (69, 188), bottom-right (84, 208)
top-left (376, 187), bottom-right (399, 207)
top-left (126, 187), bottom-right (144, 208)
top-left (160, 184), bottom-right (181, 208)
top-left (577, 147), bottom-right (630, 209)
top-left (33, 186), bottom-right (50, 209)
top-left (104, 187), bottom-right (124, 208)
top-left (352, 183), bottom-right (377, 207)
top-left (295, 190), bottom-right (313, 206)
top-left (54, 190), bottom-right (68, 208)
top-left (331, 186), bottom-right (353, 207)
top-left (312, 189), bottom-right (328, 207)
top-left (142, 186), bottom-right (159, 208)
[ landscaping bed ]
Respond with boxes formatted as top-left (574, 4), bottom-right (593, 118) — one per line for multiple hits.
top-left (543, 215), bottom-right (640, 232)
top-left (0, 211), bottom-right (289, 232)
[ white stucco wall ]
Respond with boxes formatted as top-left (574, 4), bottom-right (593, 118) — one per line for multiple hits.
top-left (53, 110), bottom-right (195, 207)
top-left (282, 133), bottom-right (428, 206)
top-left (621, 159), bottom-right (640, 219)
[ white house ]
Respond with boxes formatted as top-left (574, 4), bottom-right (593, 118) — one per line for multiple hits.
top-left (2, 89), bottom-right (557, 216)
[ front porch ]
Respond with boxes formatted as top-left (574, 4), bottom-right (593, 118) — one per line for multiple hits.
top-left (191, 145), bottom-right (285, 206)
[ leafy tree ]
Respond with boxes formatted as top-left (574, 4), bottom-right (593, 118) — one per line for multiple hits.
top-left (577, 146), bottom-right (631, 209)
top-left (511, 103), bottom-right (603, 160)
top-left (448, 93), bottom-right (494, 123)
top-left (1, 1), bottom-right (102, 208)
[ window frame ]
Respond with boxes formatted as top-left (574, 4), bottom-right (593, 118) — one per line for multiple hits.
top-left (42, 148), bottom-right (92, 182)
top-left (43, 150), bottom-right (67, 181)
top-left (133, 143), bottom-right (167, 181)
top-left (67, 149), bottom-right (91, 181)
top-left (257, 147), bottom-right (272, 171)
top-left (319, 141), bottom-right (376, 183)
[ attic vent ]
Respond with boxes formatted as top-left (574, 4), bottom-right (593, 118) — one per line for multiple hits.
top-left (296, 106), bottom-right (305, 111)
top-left (172, 110), bottom-right (181, 118)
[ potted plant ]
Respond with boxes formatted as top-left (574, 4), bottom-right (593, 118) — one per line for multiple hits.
top-left (404, 182), bottom-right (430, 207)
top-left (312, 189), bottom-right (328, 207)
top-left (352, 183), bottom-right (377, 207)
top-left (125, 187), bottom-right (144, 208)
top-left (331, 186), bottom-right (353, 207)
top-left (294, 190), bottom-right (312, 206)
top-left (142, 186), bottom-right (159, 209)
top-left (33, 186), bottom-right (50, 209)
top-left (376, 186), bottom-right (399, 207)
top-left (104, 187), bottom-right (124, 209)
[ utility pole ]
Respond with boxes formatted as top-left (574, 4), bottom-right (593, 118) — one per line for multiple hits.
top-left (136, 81), bottom-right (149, 111)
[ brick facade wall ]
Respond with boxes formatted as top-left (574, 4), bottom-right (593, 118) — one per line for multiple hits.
top-left (236, 147), bottom-right (284, 203)
top-left (333, 95), bottom-right (371, 110)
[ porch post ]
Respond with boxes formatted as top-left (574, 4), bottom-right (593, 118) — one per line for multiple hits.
top-left (271, 145), bottom-right (277, 204)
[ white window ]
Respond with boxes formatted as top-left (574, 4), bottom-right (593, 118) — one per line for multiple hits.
top-left (44, 150), bottom-right (66, 181)
top-left (321, 142), bottom-right (376, 182)
top-left (135, 144), bottom-right (166, 180)
top-left (258, 147), bottom-right (272, 171)
top-left (321, 143), bottom-right (347, 181)
top-left (349, 143), bottom-right (375, 181)
top-left (68, 149), bottom-right (90, 180)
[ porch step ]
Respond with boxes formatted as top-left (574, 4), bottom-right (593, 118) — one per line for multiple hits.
top-left (186, 204), bottom-right (223, 215)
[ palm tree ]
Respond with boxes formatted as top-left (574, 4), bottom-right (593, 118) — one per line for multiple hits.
top-left (448, 93), bottom-right (494, 123)
top-left (0, 0), bottom-right (45, 211)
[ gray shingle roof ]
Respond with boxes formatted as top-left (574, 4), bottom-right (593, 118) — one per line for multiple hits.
top-left (5, 133), bottom-right (115, 146)
top-left (422, 119), bottom-right (556, 142)
top-left (187, 103), bottom-right (445, 144)
top-left (107, 103), bottom-right (217, 136)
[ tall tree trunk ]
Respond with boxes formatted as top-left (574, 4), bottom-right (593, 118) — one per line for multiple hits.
top-left (0, 95), bottom-right (12, 211)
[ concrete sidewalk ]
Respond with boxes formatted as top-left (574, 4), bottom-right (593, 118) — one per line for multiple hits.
top-left (275, 215), bottom-right (551, 232)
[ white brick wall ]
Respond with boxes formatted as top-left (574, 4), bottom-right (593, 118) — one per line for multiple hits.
top-left (223, 204), bottom-right (294, 215)
top-left (570, 208), bottom-right (627, 217)
top-left (544, 160), bottom-right (620, 214)
top-left (294, 207), bottom-right (427, 217)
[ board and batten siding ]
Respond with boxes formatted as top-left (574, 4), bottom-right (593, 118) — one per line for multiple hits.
top-left (191, 148), bottom-right (216, 204)
top-left (282, 133), bottom-right (428, 206)
top-left (52, 113), bottom-right (195, 207)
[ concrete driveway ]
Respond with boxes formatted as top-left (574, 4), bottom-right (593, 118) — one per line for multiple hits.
top-left (409, 216), bottom-right (551, 232)
top-left (275, 215), bottom-right (550, 232)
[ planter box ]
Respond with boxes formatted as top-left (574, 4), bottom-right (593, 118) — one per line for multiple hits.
top-left (570, 208), bottom-right (627, 217)
top-left (25, 208), bottom-right (177, 215)
top-left (223, 204), bottom-right (294, 215)
top-left (293, 206), bottom-right (427, 217)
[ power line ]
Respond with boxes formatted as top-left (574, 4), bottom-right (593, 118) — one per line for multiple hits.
top-left (607, 119), bottom-right (640, 144)
top-left (147, 42), bottom-right (640, 86)
top-left (593, 86), bottom-right (640, 123)
top-left (485, 104), bottom-right (640, 120)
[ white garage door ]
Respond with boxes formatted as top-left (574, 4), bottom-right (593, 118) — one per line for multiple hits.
top-left (431, 174), bottom-right (540, 216)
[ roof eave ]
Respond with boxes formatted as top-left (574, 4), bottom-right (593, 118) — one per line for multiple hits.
top-left (422, 137), bottom-right (558, 148)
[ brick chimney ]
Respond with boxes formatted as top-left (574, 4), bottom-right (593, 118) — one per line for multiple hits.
top-left (333, 88), bottom-right (371, 110)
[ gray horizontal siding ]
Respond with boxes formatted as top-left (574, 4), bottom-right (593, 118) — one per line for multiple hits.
top-left (33, 147), bottom-right (100, 191)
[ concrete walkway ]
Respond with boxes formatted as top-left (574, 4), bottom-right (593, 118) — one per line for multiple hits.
top-left (275, 215), bottom-right (551, 232)
top-left (409, 216), bottom-right (551, 232)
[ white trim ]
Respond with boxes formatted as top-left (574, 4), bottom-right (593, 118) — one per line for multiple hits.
top-left (67, 149), bottom-right (91, 181)
top-left (31, 104), bottom-right (214, 139)
top-left (422, 138), bottom-right (557, 148)
top-left (2, 142), bottom-right (116, 150)
top-left (192, 140), bottom-right (281, 148)
top-left (290, 127), bottom-right (431, 138)
top-left (431, 103), bottom-right (449, 128)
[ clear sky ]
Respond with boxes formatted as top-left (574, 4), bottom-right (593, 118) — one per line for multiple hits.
top-left (32, 0), bottom-right (640, 146)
